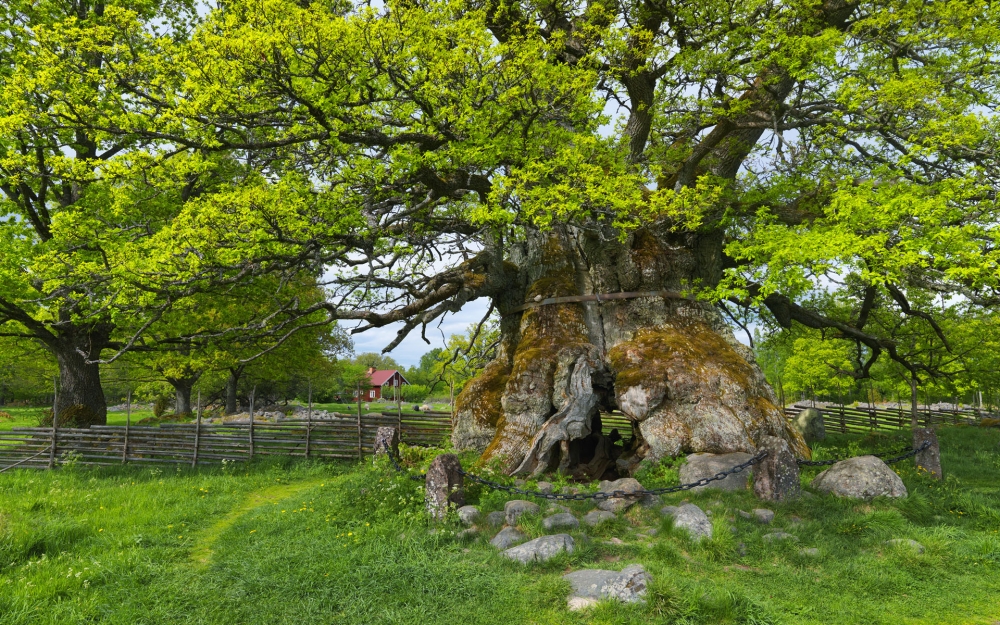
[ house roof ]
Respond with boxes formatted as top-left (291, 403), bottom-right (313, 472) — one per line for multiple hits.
top-left (368, 369), bottom-right (409, 386)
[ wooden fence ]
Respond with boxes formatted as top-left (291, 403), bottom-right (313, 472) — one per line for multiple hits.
top-left (783, 402), bottom-right (995, 434)
top-left (6, 401), bottom-right (990, 471)
top-left (0, 410), bottom-right (452, 471)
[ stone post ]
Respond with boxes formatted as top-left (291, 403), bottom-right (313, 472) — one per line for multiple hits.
top-left (374, 426), bottom-right (400, 458)
top-left (425, 453), bottom-right (464, 521)
top-left (913, 428), bottom-right (942, 479)
top-left (753, 435), bottom-right (801, 502)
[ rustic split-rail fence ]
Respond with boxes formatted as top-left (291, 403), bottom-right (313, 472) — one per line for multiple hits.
top-left (783, 402), bottom-right (993, 434)
top-left (0, 410), bottom-right (451, 471)
top-left (0, 403), bottom-right (993, 472)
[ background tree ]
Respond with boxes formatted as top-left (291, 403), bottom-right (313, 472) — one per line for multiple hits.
top-left (0, 335), bottom-right (58, 406)
top-left (0, 0), bottom-right (221, 425)
top-left (352, 353), bottom-right (401, 372)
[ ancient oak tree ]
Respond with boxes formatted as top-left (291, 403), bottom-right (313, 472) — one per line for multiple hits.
top-left (24, 1), bottom-right (1000, 477)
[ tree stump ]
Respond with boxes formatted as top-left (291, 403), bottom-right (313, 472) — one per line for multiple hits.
top-left (753, 435), bottom-right (801, 502)
top-left (913, 428), bottom-right (942, 479)
top-left (374, 426), bottom-right (400, 458)
top-left (425, 454), bottom-right (464, 521)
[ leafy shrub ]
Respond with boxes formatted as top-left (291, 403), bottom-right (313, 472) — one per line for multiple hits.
top-left (400, 384), bottom-right (429, 402)
top-left (152, 395), bottom-right (171, 418)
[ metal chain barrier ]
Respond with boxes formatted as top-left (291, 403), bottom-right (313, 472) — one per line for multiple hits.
top-left (876, 440), bottom-right (932, 465)
top-left (457, 452), bottom-right (767, 501)
top-left (383, 442), bottom-right (428, 482)
top-left (383, 438), bottom-right (934, 501)
top-left (381, 440), bottom-right (767, 501)
top-left (796, 441), bottom-right (932, 466)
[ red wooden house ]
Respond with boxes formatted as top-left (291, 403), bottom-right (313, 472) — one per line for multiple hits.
top-left (355, 367), bottom-right (409, 401)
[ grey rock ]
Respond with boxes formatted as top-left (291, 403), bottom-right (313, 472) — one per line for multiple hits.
top-left (514, 479), bottom-right (526, 487)
top-left (457, 528), bottom-right (478, 540)
top-left (567, 597), bottom-right (598, 611)
top-left (563, 564), bottom-right (651, 607)
top-left (752, 509), bottom-right (775, 524)
top-left (884, 538), bottom-right (925, 554)
top-left (792, 408), bottom-right (826, 443)
top-left (660, 505), bottom-right (679, 517)
top-left (679, 453), bottom-right (754, 491)
top-left (503, 534), bottom-right (575, 563)
top-left (457, 505), bottom-right (481, 526)
top-left (737, 542), bottom-right (747, 556)
top-left (671, 503), bottom-right (712, 541)
top-left (583, 510), bottom-right (616, 526)
top-left (913, 428), bottom-right (942, 479)
top-left (606, 537), bottom-right (625, 545)
top-left (644, 528), bottom-right (659, 536)
top-left (800, 547), bottom-right (820, 557)
top-left (763, 532), bottom-right (797, 542)
top-left (535, 481), bottom-right (555, 494)
top-left (504, 500), bottom-right (540, 525)
top-left (753, 435), bottom-right (801, 502)
top-left (490, 527), bottom-right (526, 549)
top-left (373, 426), bottom-right (400, 457)
top-left (639, 493), bottom-right (662, 508)
top-left (485, 510), bottom-right (506, 527)
top-left (738, 509), bottom-right (752, 520)
top-left (546, 504), bottom-right (571, 515)
top-left (542, 512), bottom-right (580, 531)
top-left (425, 454), bottom-right (464, 521)
top-left (811, 456), bottom-right (907, 500)
top-left (597, 478), bottom-right (645, 513)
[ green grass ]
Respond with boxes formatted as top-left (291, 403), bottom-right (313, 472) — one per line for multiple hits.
top-left (311, 401), bottom-right (453, 414)
top-left (0, 401), bottom-right (452, 432)
top-left (0, 407), bottom-right (156, 431)
top-left (1, 427), bottom-right (999, 624)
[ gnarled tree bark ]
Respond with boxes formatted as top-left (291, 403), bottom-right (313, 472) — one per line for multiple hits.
top-left (42, 325), bottom-right (110, 427)
top-left (453, 225), bottom-right (808, 478)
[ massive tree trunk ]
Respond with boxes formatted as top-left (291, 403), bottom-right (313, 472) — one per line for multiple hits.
top-left (225, 366), bottom-right (244, 415)
top-left (166, 372), bottom-right (201, 416)
top-left (453, 225), bottom-right (808, 479)
top-left (43, 326), bottom-right (110, 427)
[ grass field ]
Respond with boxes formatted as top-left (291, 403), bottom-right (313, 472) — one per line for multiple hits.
top-left (0, 407), bottom-right (155, 431)
top-left (1, 426), bottom-right (999, 624)
top-left (0, 402), bottom-right (453, 432)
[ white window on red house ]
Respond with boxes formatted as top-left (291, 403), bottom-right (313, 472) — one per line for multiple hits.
top-left (369, 390), bottom-right (376, 399)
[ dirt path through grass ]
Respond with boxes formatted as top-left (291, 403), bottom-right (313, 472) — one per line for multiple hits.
top-left (189, 478), bottom-right (326, 566)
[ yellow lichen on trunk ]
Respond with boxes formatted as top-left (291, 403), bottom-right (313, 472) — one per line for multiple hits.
top-left (477, 236), bottom-right (594, 471)
top-left (609, 317), bottom-right (809, 461)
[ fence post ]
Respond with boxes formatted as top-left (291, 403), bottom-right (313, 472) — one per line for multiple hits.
top-left (396, 379), bottom-right (402, 438)
top-left (356, 381), bottom-right (362, 462)
top-left (249, 386), bottom-right (256, 460)
top-left (49, 378), bottom-right (58, 469)
top-left (192, 390), bottom-right (201, 468)
top-left (306, 380), bottom-right (312, 459)
top-left (123, 389), bottom-right (131, 463)
top-left (839, 403), bottom-right (846, 434)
